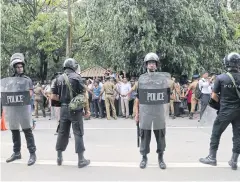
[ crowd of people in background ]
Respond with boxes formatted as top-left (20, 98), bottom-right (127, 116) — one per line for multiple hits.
top-left (31, 68), bottom-right (216, 128)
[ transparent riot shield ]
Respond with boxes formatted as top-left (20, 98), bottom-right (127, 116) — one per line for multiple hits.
top-left (198, 105), bottom-right (218, 134)
top-left (138, 72), bottom-right (171, 130)
top-left (1, 77), bottom-right (32, 130)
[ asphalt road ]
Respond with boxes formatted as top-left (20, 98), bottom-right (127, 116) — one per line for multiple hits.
top-left (1, 115), bottom-right (239, 181)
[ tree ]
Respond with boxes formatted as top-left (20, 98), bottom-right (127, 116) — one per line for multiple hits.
top-left (1, 0), bottom-right (67, 81)
top-left (1, 0), bottom-right (239, 80)
top-left (76, 0), bottom-right (240, 76)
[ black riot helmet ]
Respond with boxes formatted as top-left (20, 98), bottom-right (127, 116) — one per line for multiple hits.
top-left (223, 52), bottom-right (240, 71)
top-left (63, 58), bottom-right (80, 73)
top-left (10, 53), bottom-right (25, 69)
top-left (143, 52), bottom-right (160, 67)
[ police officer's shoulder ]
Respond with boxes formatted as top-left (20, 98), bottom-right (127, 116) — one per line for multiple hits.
top-left (68, 72), bottom-right (82, 81)
top-left (216, 73), bottom-right (227, 80)
top-left (54, 74), bottom-right (64, 84)
top-left (22, 75), bottom-right (30, 79)
top-left (21, 75), bottom-right (34, 89)
top-left (57, 73), bottom-right (64, 80)
top-left (139, 73), bottom-right (147, 79)
top-left (104, 81), bottom-right (110, 87)
top-left (22, 75), bottom-right (33, 82)
top-left (104, 80), bottom-right (110, 84)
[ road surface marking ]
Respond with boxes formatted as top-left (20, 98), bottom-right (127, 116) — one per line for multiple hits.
top-left (0, 159), bottom-right (232, 168)
top-left (33, 126), bottom-right (231, 130)
top-left (13, 126), bottom-right (219, 130)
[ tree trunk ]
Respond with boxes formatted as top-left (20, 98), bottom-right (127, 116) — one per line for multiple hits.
top-left (39, 50), bottom-right (48, 83)
top-left (43, 59), bottom-right (48, 82)
top-left (227, 0), bottom-right (232, 11)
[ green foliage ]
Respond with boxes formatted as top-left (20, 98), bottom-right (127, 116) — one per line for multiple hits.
top-left (1, 0), bottom-right (240, 80)
top-left (1, 0), bottom-right (67, 80)
top-left (28, 12), bottom-right (67, 52)
top-left (77, 0), bottom-right (240, 76)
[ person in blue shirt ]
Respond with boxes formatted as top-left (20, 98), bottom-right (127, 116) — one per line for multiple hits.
top-left (93, 81), bottom-right (103, 118)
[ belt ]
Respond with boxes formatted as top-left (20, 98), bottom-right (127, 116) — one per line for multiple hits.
top-left (61, 103), bottom-right (69, 106)
top-left (106, 93), bottom-right (113, 95)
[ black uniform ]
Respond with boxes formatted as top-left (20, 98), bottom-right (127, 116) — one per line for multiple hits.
top-left (5, 74), bottom-right (37, 166)
top-left (140, 129), bottom-right (166, 155)
top-left (210, 71), bottom-right (240, 153)
top-left (52, 69), bottom-right (86, 153)
top-left (134, 52), bottom-right (169, 169)
top-left (200, 67), bottom-right (240, 170)
top-left (136, 82), bottom-right (167, 169)
top-left (11, 75), bottom-right (36, 154)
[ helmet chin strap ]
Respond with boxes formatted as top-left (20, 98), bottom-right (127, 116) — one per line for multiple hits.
top-left (14, 72), bottom-right (24, 77)
top-left (147, 68), bottom-right (156, 73)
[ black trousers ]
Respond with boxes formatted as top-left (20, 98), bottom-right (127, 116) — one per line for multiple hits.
top-left (129, 99), bottom-right (134, 116)
top-left (114, 99), bottom-right (119, 116)
top-left (11, 129), bottom-right (36, 154)
top-left (101, 100), bottom-right (106, 117)
top-left (56, 106), bottom-right (85, 153)
top-left (140, 129), bottom-right (166, 156)
top-left (210, 109), bottom-right (240, 154)
top-left (187, 103), bottom-right (191, 113)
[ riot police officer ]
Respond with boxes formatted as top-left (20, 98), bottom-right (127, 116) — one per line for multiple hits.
top-left (135, 53), bottom-right (171, 169)
top-left (5, 53), bottom-right (37, 166)
top-left (51, 58), bottom-right (90, 168)
top-left (200, 52), bottom-right (240, 170)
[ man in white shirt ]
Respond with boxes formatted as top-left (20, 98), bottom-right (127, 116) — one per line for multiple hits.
top-left (198, 71), bottom-right (214, 119)
top-left (120, 77), bottom-right (131, 118)
top-left (87, 79), bottom-right (94, 117)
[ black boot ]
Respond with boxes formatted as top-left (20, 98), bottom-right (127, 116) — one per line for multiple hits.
top-left (158, 153), bottom-right (167, 169)
top-left (43, 110), bottom-right (46, 118)
top-left (57, 151), bottom-right (63, 166)
top-left (28, 153), bottom-right (36, 166)
top-left (228, 153), bottom-right (239, 170)
top-left (189, 112), bottom-right (193, 119)
top-left (140, 155), bottom-right (148, 169)
top-left (78, 152), bottom-right (90, 168)
top-left (6, 152), bottom-right (21, 163)
top-left (199, 150), bottom-right (217, 166)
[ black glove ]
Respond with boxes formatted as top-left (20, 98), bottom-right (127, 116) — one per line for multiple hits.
top-left (208, 98), bottom-right (220, 111)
